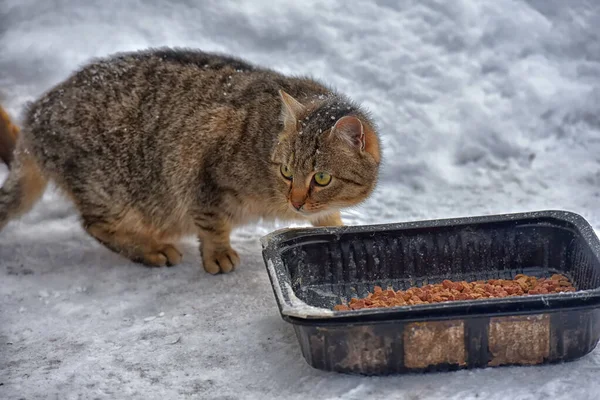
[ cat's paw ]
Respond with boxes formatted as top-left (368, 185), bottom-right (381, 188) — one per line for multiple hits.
top-left (140, 244), bottom-right (183, 267)
top-left (311, 212), bottom-right (344, 227)
top-left (201, 246), bottom-right (240, 274)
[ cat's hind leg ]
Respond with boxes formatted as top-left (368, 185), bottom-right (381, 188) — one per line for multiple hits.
top-left (81, 209), bottom-right (183, 267)
top-left (0, 141), bottom-right (48, 231)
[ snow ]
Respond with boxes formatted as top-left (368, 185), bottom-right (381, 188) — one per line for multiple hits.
top-left (1, 0), bottom-right (600, 399)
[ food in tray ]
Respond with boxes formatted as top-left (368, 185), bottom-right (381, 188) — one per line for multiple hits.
top-left (333, 274), bottom-right (576, 311)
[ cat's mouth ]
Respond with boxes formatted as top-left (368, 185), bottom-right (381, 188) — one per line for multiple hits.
top-left (289, 203), bottom-right (313, 215)
top-left (290, 205), bottom-right (309, 215)
top-left (289, 204), bottom-right (330, 217)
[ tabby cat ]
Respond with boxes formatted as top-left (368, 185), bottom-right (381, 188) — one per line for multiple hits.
top-left (0, 48), bottom-right (381, 274)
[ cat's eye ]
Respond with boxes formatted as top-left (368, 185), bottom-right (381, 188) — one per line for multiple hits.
top-left (313, 172), bottom-right (332, 186)
top-left (280, 164), bottom-right (293, 180)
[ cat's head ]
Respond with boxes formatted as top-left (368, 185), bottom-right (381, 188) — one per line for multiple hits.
top-left (271, 90), bottom-right (381, 219)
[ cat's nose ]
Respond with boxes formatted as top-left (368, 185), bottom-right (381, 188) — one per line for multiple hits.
top-left (291, 200), bottom-right (304, 210)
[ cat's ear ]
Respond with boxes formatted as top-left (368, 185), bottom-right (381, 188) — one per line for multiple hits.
top-left (331, 115), bottom-right (365, 151)
top-left (279, 90), bottom-right (306, 127)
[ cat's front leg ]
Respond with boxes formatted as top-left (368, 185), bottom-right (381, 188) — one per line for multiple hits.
top-left (193, 212), bottom-right (240, 274)
top-left (310, 211), bottom-right (344, 227)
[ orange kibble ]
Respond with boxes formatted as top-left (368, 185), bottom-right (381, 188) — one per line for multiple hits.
top-left (442, 280), bottom-right (453, 289)
top-left (333, 274), bottom-right (576, 310)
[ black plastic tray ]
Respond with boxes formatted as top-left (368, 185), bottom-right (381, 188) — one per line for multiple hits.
top-left (261, 210), bottom-right (600, 375)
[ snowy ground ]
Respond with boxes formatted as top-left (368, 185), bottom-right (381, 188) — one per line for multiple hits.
top-left (1, 0), bottom-right (600, 399)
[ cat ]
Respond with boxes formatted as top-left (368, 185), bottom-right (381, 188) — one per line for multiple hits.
top-left (0, 47), bottom-right (381, 274)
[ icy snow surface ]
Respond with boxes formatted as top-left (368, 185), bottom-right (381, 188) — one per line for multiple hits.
top-left (2, 0), bottom-right (600, 399)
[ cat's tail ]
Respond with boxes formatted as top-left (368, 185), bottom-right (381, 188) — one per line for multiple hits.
top-left (0, 104), bottom-right (48, 230)
top-left (0, 104), bottom-right (19, 167)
